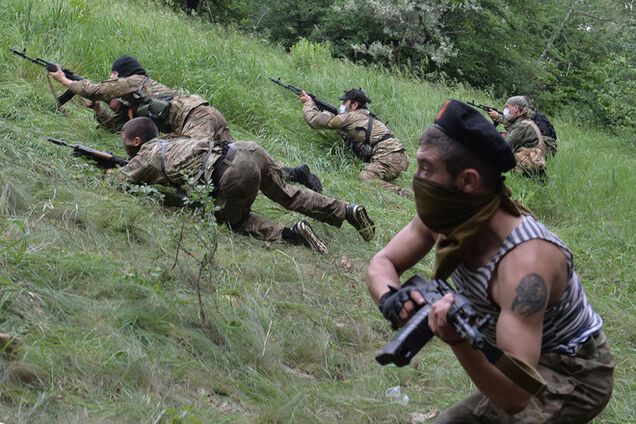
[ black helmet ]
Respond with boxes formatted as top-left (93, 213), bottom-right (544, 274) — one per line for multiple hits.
top-left (339, 88), bottom-right (370, 107)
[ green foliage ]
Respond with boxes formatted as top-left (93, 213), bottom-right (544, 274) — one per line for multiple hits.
top-left (289, 39), bottom-right (334, 70)
top-left (197, 0), bottom-right (636, 131)
top-left (0, 0), bottom-right (634, 422)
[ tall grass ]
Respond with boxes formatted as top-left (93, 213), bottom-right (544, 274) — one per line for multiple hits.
top-left (0, 0), bottom-right (634, 422)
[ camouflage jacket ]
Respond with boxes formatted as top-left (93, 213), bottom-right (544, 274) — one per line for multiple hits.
top-left (69, 75), bottom-right (207, 134)
top-left (502, 111), bottom-right (557, 155)
top-left (503, 117), bottom-right (541, 152)
top-left (119, 137), bottom-right (224, 187)
top-left (303, 99), bottom-right (404, 161)
top-left (524, 109), bottom-right (557, 155)
top-left (92, 101), bottom-right (128, 132)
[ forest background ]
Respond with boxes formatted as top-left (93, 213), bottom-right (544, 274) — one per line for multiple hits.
top-left (173, 0), bottom-right (636, 133)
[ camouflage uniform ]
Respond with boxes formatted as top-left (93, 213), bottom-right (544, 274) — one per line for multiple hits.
top-left (303, 100), bottom-right (410, 196)
top-left (119, 137), bottom-right (348, 241)
top-left (503, 116), bottom-right (548, 176)
top-left (91, 101), bottom-right (130, 133)
top-left (527, 109), bottom-right (557, 156)
top-left (436, 332), bottom-right (614, 423)
top-left (78, 77), bottom-right (321, 191)
top-left (69, 75), bottom-right (231, 141)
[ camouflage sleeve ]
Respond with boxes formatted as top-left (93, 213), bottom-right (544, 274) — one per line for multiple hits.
top-left (504, 120), bottom-right (539, 151)
top-left (303, 99), bottom-right (346, 130)
top-left (69, 78), bottom-right (138, 102)
top-left (92, 102), bottom-right (128, 133)
top-left (118, 155), bottom-right (154, 185)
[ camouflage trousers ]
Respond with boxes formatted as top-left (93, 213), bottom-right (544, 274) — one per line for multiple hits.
top-left (213, 142), bottom-right (347, 241)
top-left (436, 331), bottom-right (615, 424)
top-left (181, 104), bottom-right (233, 142)
top-left (360, 149), bottom-right (411, 197)
top-left (514, 146), bottom-right (547, 176)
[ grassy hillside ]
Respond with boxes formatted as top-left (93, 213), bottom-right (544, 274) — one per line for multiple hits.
top-left (1, 0), bottom-right (634, 422)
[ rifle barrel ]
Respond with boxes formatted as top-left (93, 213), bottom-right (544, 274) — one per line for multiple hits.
top-left (46, 137), bottom-right (70, 147)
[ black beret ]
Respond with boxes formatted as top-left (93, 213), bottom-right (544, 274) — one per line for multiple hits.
top-left (339, 88), bottom-right (370, 105)
top-left (111, 55), bottom-right (147, 78)
top-left (434, 99), bottom-right (516, 173)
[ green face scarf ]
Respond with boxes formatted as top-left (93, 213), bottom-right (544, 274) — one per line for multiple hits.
top-left (412, 175), bottom-right (525, 279)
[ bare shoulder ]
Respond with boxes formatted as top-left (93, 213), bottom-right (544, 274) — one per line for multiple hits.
top-left (493, 239), bottom-right (567, 311)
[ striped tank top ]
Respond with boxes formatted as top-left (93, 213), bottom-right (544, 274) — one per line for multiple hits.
top-left (451, 215), bottom-right (603, 355)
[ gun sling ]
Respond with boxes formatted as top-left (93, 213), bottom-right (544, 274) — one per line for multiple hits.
top-left (355, 116), bottom-right (394, 148)
top-left (159, 140), bottom-right (236, 196)
top-left (481, 341), bottom-right (547, 396)
top-left (208, 142), bottom-right (237, 196)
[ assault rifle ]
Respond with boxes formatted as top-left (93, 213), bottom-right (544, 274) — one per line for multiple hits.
top-left (46, 138), bottom-right (129, 169)
top-left (11, 48), bottom-right (83, 106)
top-left (467, 100), bottom-right (502, 116)
top-left (376, 274), bottom-right (492, 367)
top-left (376, 274), bottom-right (547, 395)
top-left (269, 77), bottom-right (339, 115)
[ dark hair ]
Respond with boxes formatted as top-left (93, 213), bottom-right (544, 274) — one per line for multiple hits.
top-left (340, 88), bottom-right (370, 108)
top-left (420, 126), bottom-right (501, 190)
top-left (122, 117), bottom-right (159, 142)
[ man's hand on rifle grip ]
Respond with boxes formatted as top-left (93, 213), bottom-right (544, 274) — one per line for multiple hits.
top-left (49, 65), bottom-right (72, 87)
top-left (428, 293), bottom-right (464, 345)
top-left (299, 90), bottom-right (311, 104)
top-left (379, 286), bottom-right (426, 328)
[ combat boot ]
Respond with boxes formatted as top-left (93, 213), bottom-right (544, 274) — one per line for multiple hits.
top-left (283, 164), bottom-right (323, 193)
top-left (282, 220), bottom-right (328, 254)
top-left (346, 204), bottom-right (374, 242)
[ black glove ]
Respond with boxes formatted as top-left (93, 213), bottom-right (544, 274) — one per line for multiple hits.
top-left (378, 285), bottom-right (419, 328)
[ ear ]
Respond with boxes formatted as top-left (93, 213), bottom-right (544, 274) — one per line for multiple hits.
top-left (456, 168), bottom-right (481, 193)
top-left (132, 136), bottom-right (143, 147)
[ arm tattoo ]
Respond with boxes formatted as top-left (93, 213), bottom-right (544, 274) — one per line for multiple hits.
top-left (510, 273), bottom-right (547, 317)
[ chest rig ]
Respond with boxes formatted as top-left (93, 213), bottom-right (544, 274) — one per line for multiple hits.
top-left (133, 77), bottom-right (172, 132)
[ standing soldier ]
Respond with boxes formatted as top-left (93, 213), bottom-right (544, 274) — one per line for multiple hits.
top-left (49, 56), bottom-right (322, 192)
top-left (300, 88), bottom-right (410, 197)
top-left (114, 117), bottom-right (375, 254)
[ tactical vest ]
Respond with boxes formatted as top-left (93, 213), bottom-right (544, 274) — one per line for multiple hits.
top-left (134, 77), bottom-right (172, 132)
top-left (350, 113), bottom-right (394, 162)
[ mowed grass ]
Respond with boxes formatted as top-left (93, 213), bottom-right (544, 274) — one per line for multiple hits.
top-left (0, 0), bottom-right (634, 422)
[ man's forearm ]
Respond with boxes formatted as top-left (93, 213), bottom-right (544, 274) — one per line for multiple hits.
top-left (367, 255), bottom-right (402, 304)
top-left (452, 343), bottom-right (532, 413)
top-left (303, 100), bottom-right (335, 129)
top-left (93, 102), bottom-right (127, 132)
